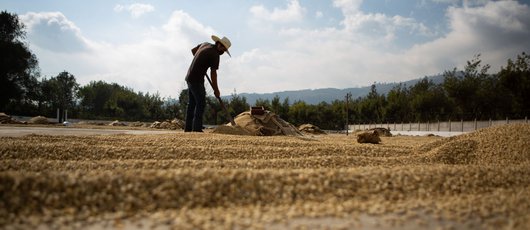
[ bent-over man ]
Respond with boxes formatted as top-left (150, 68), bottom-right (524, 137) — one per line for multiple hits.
top-left (184, 35), bottom-right (231, 132)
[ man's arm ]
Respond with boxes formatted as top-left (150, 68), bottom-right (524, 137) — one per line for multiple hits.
top-left (210, 69), bottom-right (220, 98)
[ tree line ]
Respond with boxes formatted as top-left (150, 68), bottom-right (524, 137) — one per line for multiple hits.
top-left (249, 53), bottom-right (529, 130)
top-left (2, 11), bottom-right (529, 129)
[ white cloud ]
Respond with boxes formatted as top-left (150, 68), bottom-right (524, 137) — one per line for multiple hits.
top-left (250, 0), bottom-right (306, 22)
top-left (162, 10), bottom-right (215, 42)
top-left (407, 1), bottom-right (530, 72)
top-left (20, 12), bottom-right (91, 53)
top-left (226, 0), bottom-right (530, 94)
top-left (333, 0), bottom-right (434, 41)
top-left (431, 0), bottom-right (490, 6)
top-left (88, 10), bottom-right (214, 97)
top-left (332, 0), bottom-right (363, 14)
top-left (114, 3), bottom-right (155, 18)
top-left (22, 10), bottom-right (214, 98)
top-left (20, 1), bottom-right (530, 98)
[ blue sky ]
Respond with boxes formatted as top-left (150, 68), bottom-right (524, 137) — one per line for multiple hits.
top-left (2, 0), bottom-right (530, 98)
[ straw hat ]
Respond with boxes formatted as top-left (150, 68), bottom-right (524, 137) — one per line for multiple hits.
top-left (211, 35), bottom-right (231, 57)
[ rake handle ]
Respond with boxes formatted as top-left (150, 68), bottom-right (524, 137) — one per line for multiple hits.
top-left (205, 74), bottom-right (236, 126)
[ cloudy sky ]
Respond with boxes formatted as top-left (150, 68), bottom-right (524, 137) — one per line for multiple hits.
top-left (3, 0), bottom-right (530, 98)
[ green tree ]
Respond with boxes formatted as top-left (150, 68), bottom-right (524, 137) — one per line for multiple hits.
top-left (384, 84), bottom-right (411, 122)
top-left (498, 52), bottom-right (530, 117)
top-left (142, 92), bottom-right (164, 120)
top-left (443, 54), bottom-right (492, 119)
top-left (409, 78), bottom-right (451, 121)
top-left (280, 97), bottom-right (290, 121)
top-left (271, 95), bottom-right (282, 114)
top-left (106, 88), bottom-right (146, 120)
top-left (358, 84), bottom-right (385, 122)
top-left (228, 92), bottom-right (249, 117)
top-left (78, 81), bottom-right (150, 120)
top-left (42, 71), bottom-right (79, 122)
top-left (204, 96), bottom-right (222, 125)
top-left (314, 101), bottom-right (343, 130)
top-left (270, 95), bottom-right (290, 119)
top-left (78, 81), bottom-right (116, 118)
top-left (162, 98), bottom-right (179, 120)
top-left (0, 11), bottom-right (40, 112)
top-left (254, 98), bottom-right (271, 110)
top-left (177, 89), bottom-right (189, 120)
top-left (288, 100), bottom-right (308, 126)
top-left (20, 73), bottom-right (42, 115)
top-left (348, 98), bottom-right (362, 125)
top-left (478, 74), bottom-right (511, 119)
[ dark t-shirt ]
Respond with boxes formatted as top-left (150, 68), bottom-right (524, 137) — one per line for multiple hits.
top-left (185, 42), bottom-right (220, 83)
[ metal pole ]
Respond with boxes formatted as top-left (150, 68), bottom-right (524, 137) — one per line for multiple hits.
top-left (474, 118), bottom-right (477, 131)
top-left (345, 92), bottom-right (351, 136)
top-left (461, 119), bottom-right (464, 132)
top-left (449, 119), bottom-right (451, 132)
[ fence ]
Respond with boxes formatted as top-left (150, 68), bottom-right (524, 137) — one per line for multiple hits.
top-left (350, 117), bottom-right (528, 132)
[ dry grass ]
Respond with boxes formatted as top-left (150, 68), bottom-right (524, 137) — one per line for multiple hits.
top-left (0, 124), bottom-right (529, 229)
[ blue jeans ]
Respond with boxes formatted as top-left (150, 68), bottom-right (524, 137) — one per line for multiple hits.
top-left (185, 81), bottom-right (206, 132)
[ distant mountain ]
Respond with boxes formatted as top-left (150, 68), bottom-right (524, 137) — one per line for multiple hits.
top-left (223, 75), bottom-right (445, 105)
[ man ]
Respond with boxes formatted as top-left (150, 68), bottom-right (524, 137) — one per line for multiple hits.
top-left (184, 35), bottom-right (231, 132)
